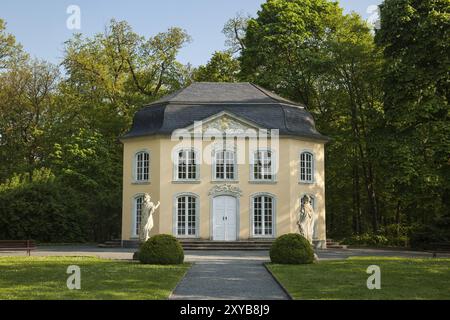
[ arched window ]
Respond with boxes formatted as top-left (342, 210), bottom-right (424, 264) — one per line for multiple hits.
top-left (135, 151), bottom-right (149, 182)
top-left (175, 149), bottom-right (198, 180)
top-left (252, 150), bottom-right (274, 181)
top-left (252, 194), bottom-right (275, 237)
top-left (133, 195), bottom-right (144, 237)
top-left (214, 149), bottom-right (236, 180)
top-left (300, 151), bottom-right (314, 183)
top-left (175, 194), bottom-right (198, 237)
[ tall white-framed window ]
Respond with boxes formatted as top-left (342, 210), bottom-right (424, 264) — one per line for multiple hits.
top-left (300, 151), bottom-right (314, 183)
top-left (175, 194), bottom-right (198, 237)
top-left (213, 149), bottom-right (236, 180)
top-left (175, 149), bottom-right (199, 181)
top-left (134, 151), bottom-right (150, 182)
top-left (132, 195), bottom-right (144, 237)
top-left (251, 150), bottom-right (275, 181)
top-left (251, 194), bottom-right (275, 237)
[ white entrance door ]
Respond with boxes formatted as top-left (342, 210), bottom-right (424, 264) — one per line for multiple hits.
top-left (213, 196), bottom-right (237, 241)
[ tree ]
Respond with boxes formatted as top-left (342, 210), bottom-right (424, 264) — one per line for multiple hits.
top-left (223, 12), bottom-right (250, 54)
top-left (62, 19), bottom-right (192, 135)
top-left (375, 0), bottom-right (450, 226)
top-left (49, 128), bottom-right (122, 241)
top-left (193, 51), bottom-right (240, 82)
top-left (0, 19), bottom-right (24, 70)
top-left (240, 0), bottom-right (385, 235)
top-left (0, 19), bottom-right (194, 242)
top-left (0, 59), bottom-right (60, 179)
top-left (240, 0), bottom-right (343, 106)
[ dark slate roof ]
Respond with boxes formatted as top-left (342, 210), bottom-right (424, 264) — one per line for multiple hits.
top-left (121, 82), bottom-right (329, 141)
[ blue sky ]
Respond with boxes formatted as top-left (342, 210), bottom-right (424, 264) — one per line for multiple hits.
top-left (0, 0), bottom-right (382, 66)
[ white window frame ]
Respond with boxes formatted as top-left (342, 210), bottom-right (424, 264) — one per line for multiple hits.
top-left (133, 150), bottom-right (150, 183)
top-left (299, 150), bottom-right (315, 183)
top-left (250, 149), bottom-right (276, 182)
top-left (173, 148), bottom-right (200, 182)
top-left (250, 193), bottom-right (276, 238)
top-left (212, 149), bottom-right (237, 181)
top-left (173, 193), bottom-right (199, 238)
top-left (131, 194), bottom-right (144, 238)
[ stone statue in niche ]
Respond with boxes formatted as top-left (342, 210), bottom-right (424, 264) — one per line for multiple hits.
top-left (139, 193), bottom-right (160, 242)
top-left (297, 195), bottom-right (315, 244)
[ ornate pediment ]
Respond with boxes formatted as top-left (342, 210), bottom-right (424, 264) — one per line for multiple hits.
top-left (187, 111), bottom-right (261, 134)
top-left (208, 184), bottom-right (243, 197)
top-left (203, 115), bottom-right (253, 132)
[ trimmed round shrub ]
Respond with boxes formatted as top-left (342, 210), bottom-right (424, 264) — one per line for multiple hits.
top-left (138, 234), bottom-right (184, 265)
top-left (270, 233), bottom-right (314, 264)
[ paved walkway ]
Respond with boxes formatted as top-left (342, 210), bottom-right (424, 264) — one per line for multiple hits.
top-left (1, 245), bottom-right (447, 260)
top-left (170, 251), bottom-right (288, 300)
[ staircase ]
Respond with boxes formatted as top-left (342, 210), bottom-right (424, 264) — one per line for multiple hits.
top-left (326, 239), bottom-right (347, 249)
top-left (180, 240), bottom-right (274, 250)
top-left (98, 239), bottom-right (122, 248)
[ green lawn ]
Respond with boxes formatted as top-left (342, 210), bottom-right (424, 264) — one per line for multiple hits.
top-left (0, 256), bottom-right (190, 300)
top-left (267, 257), bottom-right (450, 300)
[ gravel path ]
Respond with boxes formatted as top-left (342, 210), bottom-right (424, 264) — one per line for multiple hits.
top-left (169, 251), bottom-right (289, 300)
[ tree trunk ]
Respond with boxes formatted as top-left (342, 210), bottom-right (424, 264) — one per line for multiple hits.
top-left (352, 151), bottom-right (361, 235)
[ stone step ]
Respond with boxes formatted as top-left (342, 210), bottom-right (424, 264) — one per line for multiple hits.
top-left (183, 247), bottom-right (271, 251)
top-left (180, 241), bottom-right (274, 244)
top-left (180, 240), bottom-right (274, 250)
top-left (181, 242), bottom-right (274, 245)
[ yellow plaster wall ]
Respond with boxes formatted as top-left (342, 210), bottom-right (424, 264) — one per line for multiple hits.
top-left (121, 136), bottom-right (326, 243)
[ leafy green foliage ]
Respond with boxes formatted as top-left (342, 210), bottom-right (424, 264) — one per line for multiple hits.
top-left (409, 216), bottom-right (450, 249)
top-left (0, 1), bottom-right (448, 246)
top-left (0, 20), bottom-right (191, 242)
top-left (270, 234), bottom-right (314, 264)
top-left (240, 0), bottom-right (385, 235)
top-left (193, 51), bottom-right (240, 82)
top-left (238, 0), bottom-right (449, 245)
top-left (138, 234), bottom-right (185, 265)
top-left (48, 128), bottom-right (122, 241)
top-left (222, 12), bottom-right (250, 54)
top-left (0, 19), bottom-right (25, 70)
top-left (0, 168), bottom-right (89, 242)
top-left (62, 19), bottom-right (192, 135)
top-left (374, 0), bottom-right (450, 238)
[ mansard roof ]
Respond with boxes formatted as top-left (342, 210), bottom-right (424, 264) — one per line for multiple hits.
top-left (121, 82), bottom-right (329, 141)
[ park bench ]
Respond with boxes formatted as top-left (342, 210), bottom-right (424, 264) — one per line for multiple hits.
top-left (0, 240), bottom-right (37, 256)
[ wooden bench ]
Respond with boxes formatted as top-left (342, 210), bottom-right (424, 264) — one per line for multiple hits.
top-left (0, 240), bottom-right (37, 256)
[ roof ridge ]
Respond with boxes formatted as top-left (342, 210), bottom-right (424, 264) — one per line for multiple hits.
top-left (150, 86), bottom-right (187, 104)
top-left (249, 83), bottom-right (279, 103)
top-left (250, 83), bottom-right (303, 106)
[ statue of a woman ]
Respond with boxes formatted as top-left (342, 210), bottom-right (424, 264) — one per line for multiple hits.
top-left (139, 194), bottom-right (160, 242)
top-left (297, 195), bottom-right (315, 244)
